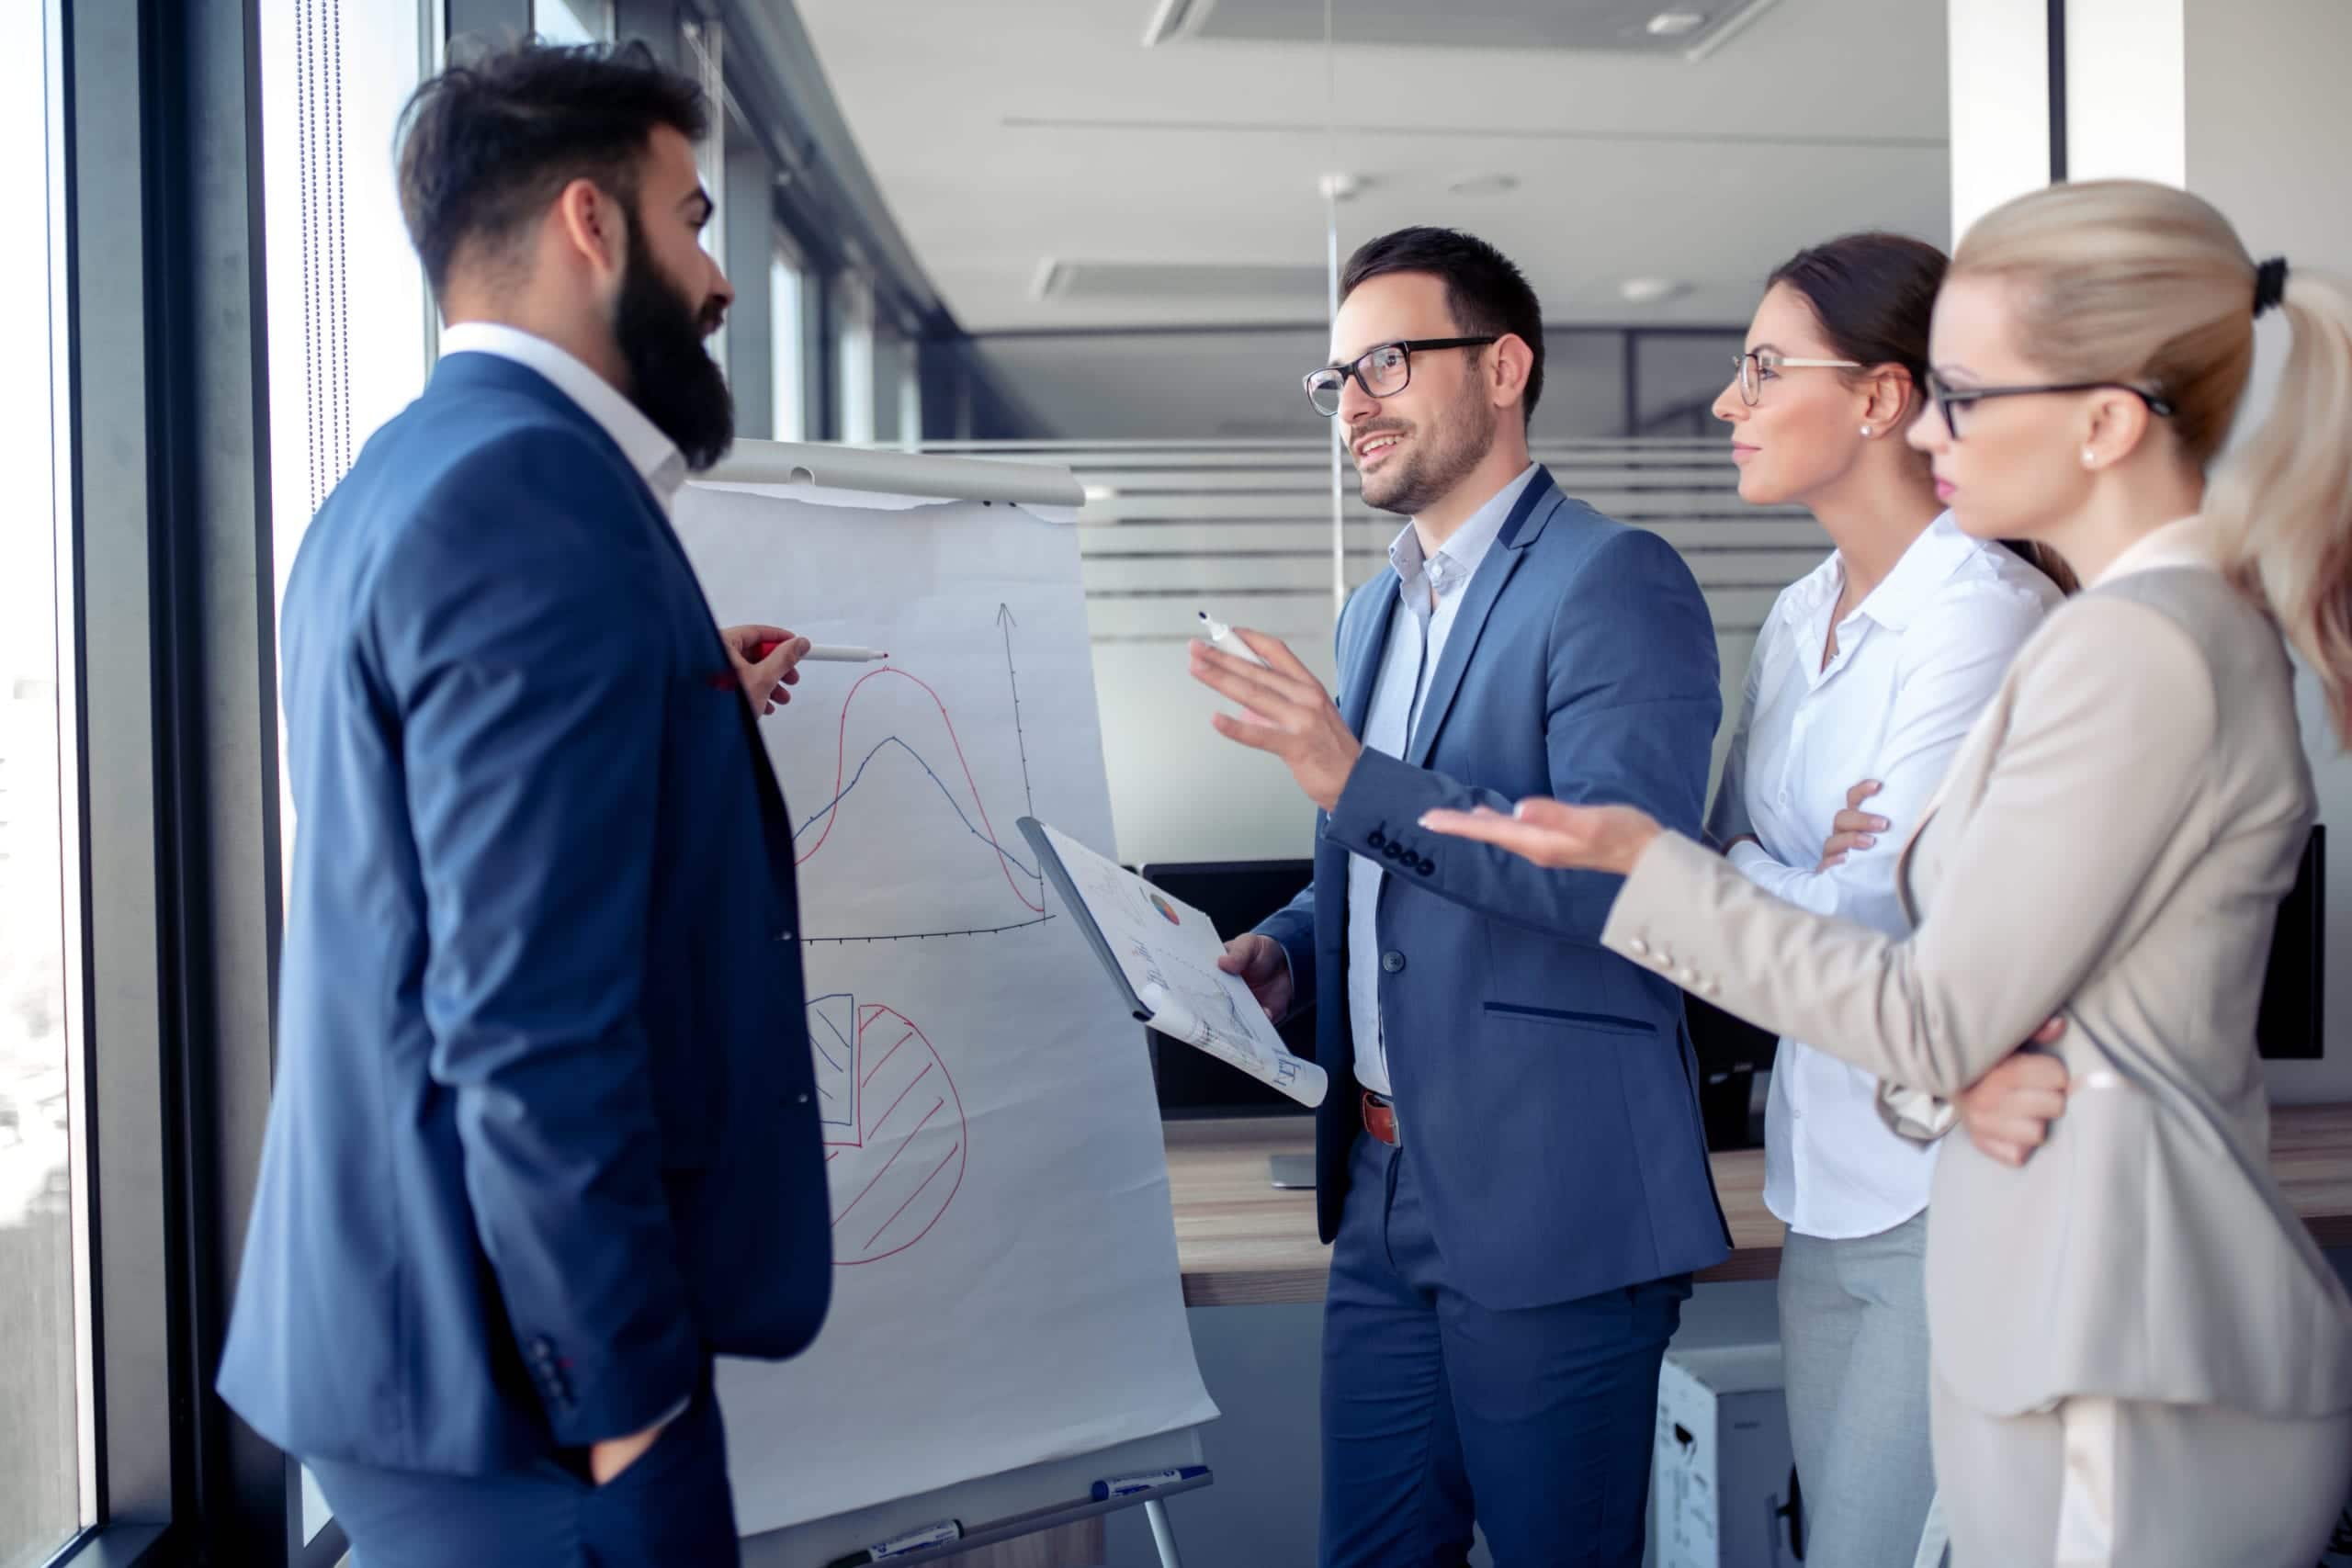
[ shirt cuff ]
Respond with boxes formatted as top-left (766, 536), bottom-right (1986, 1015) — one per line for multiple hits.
top-left (1270, 942), bottom-right (1296, 1020)
top-left (1878, 1083), bottom-right (1958, 1143)
top-left (1726, 839), bottom-right (1779, 881)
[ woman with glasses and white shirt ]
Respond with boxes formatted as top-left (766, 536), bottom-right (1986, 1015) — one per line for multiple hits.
top-left (1706, 233), bottom-right (2065, 1568)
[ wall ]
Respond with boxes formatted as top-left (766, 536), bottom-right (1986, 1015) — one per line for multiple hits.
top-left (2065, 0), bottom-right (2187, 186)
top-left (1945, 0), bottom-right (2352, 1095)
top-left (965, 329), bottom-right (1731, 443)
top-left (2184, 0), bottom-right (2352, 1100)
top-left (1946, 0), bottom-right (2052, 239)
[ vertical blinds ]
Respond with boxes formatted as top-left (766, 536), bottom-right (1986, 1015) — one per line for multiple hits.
top-left (293, 0), bottom-right (354, 514)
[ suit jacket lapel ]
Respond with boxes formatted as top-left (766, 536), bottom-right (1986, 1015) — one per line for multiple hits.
top-left (1338, 566), bottom-right (1400, 735)
top-left (1404, 474), bottom-right (1561, 770)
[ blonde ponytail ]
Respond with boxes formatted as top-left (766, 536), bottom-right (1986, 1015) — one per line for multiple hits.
top-left (1953, 180), bottom-right (2352, 742)
top-left (2206, 269), bottom-right (2352, 743)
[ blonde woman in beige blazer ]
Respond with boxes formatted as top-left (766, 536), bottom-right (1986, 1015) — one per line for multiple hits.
top-left (1419, 179), bottom-right (2352, 1568)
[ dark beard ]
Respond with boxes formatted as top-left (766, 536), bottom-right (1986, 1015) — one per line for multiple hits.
top-left (1360, 383), bottom-right (1498, 517)
top-left (616, 214), bottom-right (734, 472)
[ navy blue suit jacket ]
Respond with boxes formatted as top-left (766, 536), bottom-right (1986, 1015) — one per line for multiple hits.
top-left (218, 353), bottom-right (831, 1473)
top-left (1257, 471), bottom-right (1730, 1309)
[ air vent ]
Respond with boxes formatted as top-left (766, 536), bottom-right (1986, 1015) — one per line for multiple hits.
top-left (1031, 259), bottom-right (1329, 304)
top-left (1142, 0), bottom-right (1781, 59)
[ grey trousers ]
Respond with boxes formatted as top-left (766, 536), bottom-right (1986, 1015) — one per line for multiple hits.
top-left (1777, 1213), bottom-right (1945, 1568)
top-left (1933, 1372), bottom-right (2352, 1567)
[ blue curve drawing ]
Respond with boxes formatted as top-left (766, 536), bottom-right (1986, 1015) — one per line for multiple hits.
top-left (795, 734), bottom-right (1043, 883)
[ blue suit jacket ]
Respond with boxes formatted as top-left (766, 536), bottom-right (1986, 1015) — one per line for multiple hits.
top-left (1257, 471), bottom-right (1729, 1309)
top-left (218, 354), bottom-right (831, 1473)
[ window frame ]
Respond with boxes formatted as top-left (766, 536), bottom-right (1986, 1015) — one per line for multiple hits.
top-left (40, 1), bottom-right (365, 1562)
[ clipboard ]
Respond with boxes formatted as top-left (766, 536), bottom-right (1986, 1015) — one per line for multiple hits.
top-left (1018, 817), bottom-right (1328, 1108)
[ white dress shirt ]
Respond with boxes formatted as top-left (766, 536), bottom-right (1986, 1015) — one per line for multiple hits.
top-left (1346, 464), bottom-right (1540, 1096)
top-left (439, 321), bottom-right (688, 514)
top-left (1706, 512), bottom-right (2061, 1238)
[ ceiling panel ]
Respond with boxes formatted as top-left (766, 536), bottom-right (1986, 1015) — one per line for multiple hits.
top-left (793, 0), bottom-right (1951, 333)
top-left (1162, 0), bottom-right (1776, 55)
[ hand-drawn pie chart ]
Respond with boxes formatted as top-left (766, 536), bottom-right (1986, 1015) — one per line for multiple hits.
top-left (805, 994), bottom-right (969, 1265)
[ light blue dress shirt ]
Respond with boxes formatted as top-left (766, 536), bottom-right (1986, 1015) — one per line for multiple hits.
top-left (1345, 464), bottom-right (1540, 1095)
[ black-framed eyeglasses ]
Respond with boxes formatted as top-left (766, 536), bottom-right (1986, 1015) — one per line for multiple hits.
top-left (1923, 372), bottom-right (2177, 440)
top-left (1305, 336), bottom-right (1498, 416)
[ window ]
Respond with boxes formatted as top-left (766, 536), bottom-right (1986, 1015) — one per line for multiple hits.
top-left (834, 271), bottom-right (876, 444)
top-left (260, 0), bottom-right (432, 883)
top-left (684, 17), bottom-right (727, 374)
top-left (873, 319), bottom-right (903, 446)
top-left (0, 1), bottom-right (85, 1562)
top-left (533, 0), bottom-right (611, 46)
top-left (897, 336), bottom-right (923, 449)
top-left (771, 248), bottom-right (807, 441)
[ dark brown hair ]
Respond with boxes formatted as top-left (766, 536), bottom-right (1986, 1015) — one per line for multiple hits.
top-left (1340, 227), bottom-right (1545, 425)
top-left (1770, 231), bottom-right (2078, 593)
top-left (396, 39), bottom-right (708, 299)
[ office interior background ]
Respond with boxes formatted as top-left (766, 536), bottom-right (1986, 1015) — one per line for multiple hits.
top-left (4, 0), bottom-right (2350, 1564)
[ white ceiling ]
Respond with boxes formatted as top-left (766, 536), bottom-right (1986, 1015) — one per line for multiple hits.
top-left (792, 0), bottom-right (1953, 333)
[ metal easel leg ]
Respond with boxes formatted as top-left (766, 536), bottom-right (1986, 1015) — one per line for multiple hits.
top-left (1144, 1496), bottom-right (1184, 1568)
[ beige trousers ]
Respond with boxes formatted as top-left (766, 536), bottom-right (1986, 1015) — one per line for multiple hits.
top-left (1931, 1371), bottom-right (2352, 1568)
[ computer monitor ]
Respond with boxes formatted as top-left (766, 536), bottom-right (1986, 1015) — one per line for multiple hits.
top-left (2257, 824), bottom-right (2324, 1058)
top-left (1134, 859), bottom-right (1317, 1119)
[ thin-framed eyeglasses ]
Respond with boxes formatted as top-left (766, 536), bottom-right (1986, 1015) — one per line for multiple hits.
top-left (1732, 349), bottom-right (1862, 406)
top-left (1923, 373), bottom-right (2177, 440)
top-left (1305, 336), bottom-right (1498, 416)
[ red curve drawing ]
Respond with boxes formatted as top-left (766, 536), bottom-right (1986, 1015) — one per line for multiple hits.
top-left (820, 1001), bottom-right (969, 1266)
top-left (797, 666), bottom-right (1043, 915)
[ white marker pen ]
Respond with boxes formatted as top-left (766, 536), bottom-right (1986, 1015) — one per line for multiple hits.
top-left (1196, 611), bottom-right (1271, 668)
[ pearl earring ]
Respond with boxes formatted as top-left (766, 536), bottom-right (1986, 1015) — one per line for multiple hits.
top-left (2082, 447), bottom-right (2098, 468)
top-left (1860, 425), bottom-right (1873, 438)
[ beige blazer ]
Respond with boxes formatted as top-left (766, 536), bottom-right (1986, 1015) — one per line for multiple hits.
top-left (1604, 557), bottom-right (2352, 1419)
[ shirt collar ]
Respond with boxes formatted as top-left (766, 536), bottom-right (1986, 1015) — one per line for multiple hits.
top-left (2094, 514), bottom-right (2217, 587)
top-left (1387, 463), bottom-right (1541, 598)
top-left (1782, 509), bottom-right (1982, 636)
top-left (1848, 510), bottom-right (1981, 631)
top-left (438, 321), bottom-right (688, 512)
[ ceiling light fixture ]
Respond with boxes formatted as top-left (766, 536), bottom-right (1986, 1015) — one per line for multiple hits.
top-left (1645, 10), bottom-right (1707, 36)
top-left (1444, 173), bottom-right (1519, 197)
top-left (1682, 0), bottom-right (1784, 62)
top-left (1140, 0), bottom-right (1212, 47)
top-left (1619, 277), bottom-right (1690, 305)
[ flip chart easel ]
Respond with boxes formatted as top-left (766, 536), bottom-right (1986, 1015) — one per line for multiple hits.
top-left (698, 440), bottom-right (1213, 1568)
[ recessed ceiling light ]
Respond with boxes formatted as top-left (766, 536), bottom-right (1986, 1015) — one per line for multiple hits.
top-left (1620, 277), bottom-right (1690, 304)
top-left (1646, 11), bottom-right (1708, 36)
top-left (1445, 173), bottom-right (1520, 197)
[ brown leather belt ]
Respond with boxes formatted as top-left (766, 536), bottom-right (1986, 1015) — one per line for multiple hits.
top-left (1362, 1089), bottom-right (1402, 1148)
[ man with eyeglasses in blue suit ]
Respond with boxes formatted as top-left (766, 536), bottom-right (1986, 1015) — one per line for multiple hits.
top-left (1192, 227), bottom-right (1730, 1568)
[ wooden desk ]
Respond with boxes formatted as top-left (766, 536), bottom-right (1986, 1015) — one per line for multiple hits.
top-left (1168, 1102), bottom-right (2352, 1308)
